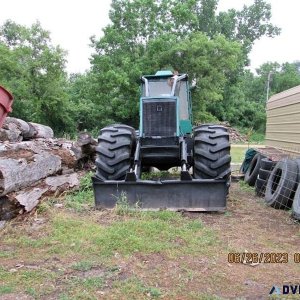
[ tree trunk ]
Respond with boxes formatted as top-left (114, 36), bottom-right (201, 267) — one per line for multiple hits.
top-left (28, 122), bottom-right (54, 139)
top-left (0, 152), bottom-right (61, 195)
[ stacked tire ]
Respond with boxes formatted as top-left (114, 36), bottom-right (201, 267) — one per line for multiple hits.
top-left (292, 183), bottom-right (300, 220)
top-left (292, 159), bottom-right (300, 219)
top-left (255, 158), bottom-right (277, 197)
top-left (244, 153), bottom-right (265, 186)
top-left (264, 159), bottom-right (299, 210)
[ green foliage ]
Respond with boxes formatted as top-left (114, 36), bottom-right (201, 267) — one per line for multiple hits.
top-left (0, 1), bottom-right (282, 135)
top-left (85, 0), bottom-right (280, 130)
top-left (0, 20), bottom-right (73, 135)
top-left (114, 191), bottom-right (140, 216)
top-left (65, 172), bottom-right (94, 212)
top-left (239, 180), bottom-right (255, 193)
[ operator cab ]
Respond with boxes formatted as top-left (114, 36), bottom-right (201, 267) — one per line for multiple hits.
top-left (140, 71), bottom-right (192, 138)
top-left (139, 70), bottom-right (193, 169)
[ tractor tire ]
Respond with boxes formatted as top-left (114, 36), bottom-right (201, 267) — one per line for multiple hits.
top-left (95, 124), bottom-right (136, 181)
top-left (260, 158), bottom-right (277, 171)
top-left (244, 153), bottom-right (263, 187)
top-left (255, 177), bottom-right (267, 197)
top-left (193, 124), bottom-right (231, 179)
top-left (258, 168), bottom-right (271, 181)
top-left (264, 159), bottom-right (298, 209)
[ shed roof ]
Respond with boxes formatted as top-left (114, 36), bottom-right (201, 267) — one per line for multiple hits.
top-left (267, 84), bottom-right (300, 110)
top-left (268, 84), bottom-right (300, 103)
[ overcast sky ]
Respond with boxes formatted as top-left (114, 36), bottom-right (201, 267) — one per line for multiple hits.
top-left (0, 0), bottom-right (299, 74)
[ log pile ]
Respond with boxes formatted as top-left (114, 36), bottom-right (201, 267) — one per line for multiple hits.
top-left (0, 118), bottom-right (97, 220)
top-left (219, 122), bottom-right (248, 143)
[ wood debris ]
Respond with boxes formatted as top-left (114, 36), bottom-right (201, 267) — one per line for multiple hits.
top-left (0, 118), bottom-right (96, 220)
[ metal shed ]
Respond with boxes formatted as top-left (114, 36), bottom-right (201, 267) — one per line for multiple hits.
top-left (266, 85), bottom-right (300, 153)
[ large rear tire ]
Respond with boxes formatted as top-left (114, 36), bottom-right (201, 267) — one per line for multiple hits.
top-left (193, 124), bottom-right (231, 179)
top-left (95, 124), bottom-right (136, 181)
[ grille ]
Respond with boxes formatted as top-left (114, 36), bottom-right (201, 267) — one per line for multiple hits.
top-left (143, 100), bottom-right (177, 136)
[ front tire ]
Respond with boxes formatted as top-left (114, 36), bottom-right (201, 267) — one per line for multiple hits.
top-left (193, 124), bottom-right (231, 179)
top-left (95, 124), bottom-right (136, 180)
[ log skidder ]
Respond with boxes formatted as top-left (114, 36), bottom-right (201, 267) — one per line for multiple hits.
top-left (93, 71), bottom-right (231, 211)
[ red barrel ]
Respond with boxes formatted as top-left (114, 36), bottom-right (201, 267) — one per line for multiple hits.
top-left (0, 86), bottom-right (13, 128)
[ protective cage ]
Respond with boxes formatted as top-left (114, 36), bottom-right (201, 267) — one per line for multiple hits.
top-left (92, 176), bottom-right (229, 211)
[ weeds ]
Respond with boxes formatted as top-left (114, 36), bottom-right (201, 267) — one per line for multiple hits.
top-left (141, 171), bottom-right (177, 180)
top-left (114, 192), bottom-right (140, 216)
top-left (239, 180), bottom-right (255, 193)
top-left (0, 285), bottom-right (14, 295)
top-left (112, 277), bottom-right (162, 299)
top-left (65, 172), bottom-right (94, 212)
top-left (72, 260), bottom-right (94, 271)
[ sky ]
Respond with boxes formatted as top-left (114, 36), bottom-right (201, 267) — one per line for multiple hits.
top-left (0, 0), bottom-right (299, 74)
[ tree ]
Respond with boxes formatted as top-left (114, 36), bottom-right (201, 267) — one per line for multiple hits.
top-left (95, 0), bottom-right (280, 57)
top-left (87, 0), bottom-right (280, 130)
top-left (206, 61), bottom-right (300, 132)
top-left (0, 20), bottom-right (73, 134)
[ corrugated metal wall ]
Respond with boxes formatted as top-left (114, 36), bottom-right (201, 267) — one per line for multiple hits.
top-left (266, 85), bottom-right (300, 152)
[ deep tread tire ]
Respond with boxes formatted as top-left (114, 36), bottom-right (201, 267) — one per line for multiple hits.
top-left (95, 124), bottom-right (136, 180)
top-left (193, 124), bottom-right (231, 179)
top-left (258, 168), bottom-right (271, 181)
top-left (244, 153), bottom-right (263, 186)
top-left (260, 158), bottom-right (277, 171)
top-left (255, 177), bottom-right (267, 197)
top-left (265, 159), bottom-right (298, 209)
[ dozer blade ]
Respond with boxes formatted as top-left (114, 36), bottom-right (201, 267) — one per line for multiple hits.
top-left (92, 176), bottom-right (229, 212)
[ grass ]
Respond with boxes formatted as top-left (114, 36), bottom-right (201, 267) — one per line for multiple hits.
top-left (231, 146), bottom-right (248, 163)
top-left (0, 210), bottom-right (217, 298)
top-left (248, 131), bottom-right (265, 144)
top-left (3, 210), bottom-right (216, 259)
top-left (112, 277), bottom-right (162, 299)
top-left (236, 128), bottom-right (265, 144)
top-left (0, 177), bottom-right (219, 298)
top-left (3, 170), bottom-right (296, 299)
top-left (239, 180), bottom-right (255, 193)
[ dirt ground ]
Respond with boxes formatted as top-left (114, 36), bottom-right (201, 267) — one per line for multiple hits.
top-left (0, 182), bottom-right (300, 299)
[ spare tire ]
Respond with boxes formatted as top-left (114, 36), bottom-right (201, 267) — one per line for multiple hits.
top-left (261, 158), bottom-right (277, 171)
top-left (265, 159), bottom-right (298, 209)
top-left (292, 184), bottom-right (300, 220)
top-left (255, 177), bottom-right (267, 197)
top-left (244, 153), bottom-right (263, 186)
top-left (258, 168), bottom-right (271, 181)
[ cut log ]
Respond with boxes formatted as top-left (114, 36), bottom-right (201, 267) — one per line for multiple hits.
top-left (77, 131), bottom-right (97, 147)
top-left (71, 132), bottom-right (96, 162)
top-left (0, 152), bottom-right (61, 195)
top-left (0, 140), bottom-right (77, 169)
top-left (45, 173), bottom-right (79, 192)
top-left (15, 187), bottom-right (48, 212)
top-left (0, 122), bottom-right (22, 142)
top-left (28, 122), bottom-right (54, 139)
top-left (4, 117), bottom-right (32, 137)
